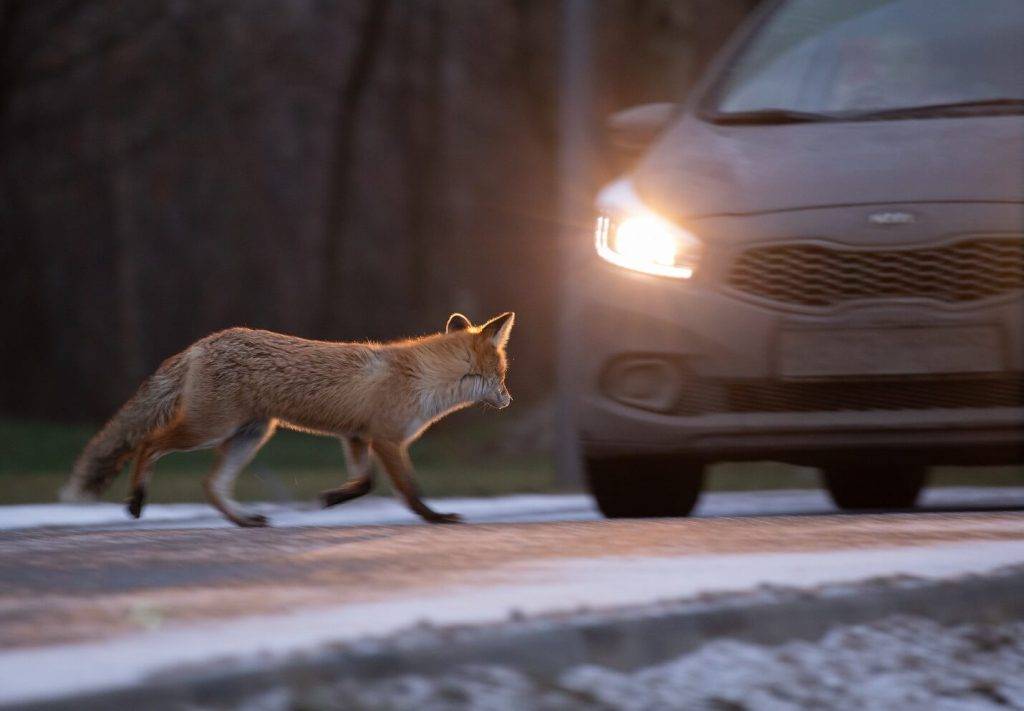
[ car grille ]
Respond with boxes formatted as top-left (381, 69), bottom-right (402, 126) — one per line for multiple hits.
top-left (727, 237), bottom-right (1024, 308)
top-left (671, 375), bottom-right (1024, 415)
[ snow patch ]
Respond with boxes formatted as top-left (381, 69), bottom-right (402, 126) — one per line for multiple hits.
top-left (0, 495), bottom-right (598, 531)
top-left (315, 617), bottom-right (1024, 711)
top-left (2, 487), bottom-right (1023, 531)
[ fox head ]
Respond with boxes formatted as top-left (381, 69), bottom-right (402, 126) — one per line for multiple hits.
top-left (445, 311), bottom-right (515, 409)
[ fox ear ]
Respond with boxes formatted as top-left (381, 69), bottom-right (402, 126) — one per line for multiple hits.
top-left (446, 313), bottom-right (472, 333)
top-left (480, 312), bottom-right (515, 349)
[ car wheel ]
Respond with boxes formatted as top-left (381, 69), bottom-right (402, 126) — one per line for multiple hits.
top-left (585, 455), bottom-right (704, 518)
top-left (821, 463), bottom-right (927, 510)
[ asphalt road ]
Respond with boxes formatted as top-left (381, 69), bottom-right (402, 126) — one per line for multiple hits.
top-left (3, 487), bottom-right (1024, 647)
top-left (2, 488), bottom-right (1024, 705)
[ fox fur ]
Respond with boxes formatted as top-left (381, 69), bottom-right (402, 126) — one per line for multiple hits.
top-left (62, 312), bottom-right (515, 527)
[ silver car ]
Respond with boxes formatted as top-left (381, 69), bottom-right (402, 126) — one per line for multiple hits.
top-left (576, 0), bottom-right (1024, 517)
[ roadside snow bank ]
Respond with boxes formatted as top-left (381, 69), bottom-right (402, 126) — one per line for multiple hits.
top-left (280, 616), bottom-right (1024, 710)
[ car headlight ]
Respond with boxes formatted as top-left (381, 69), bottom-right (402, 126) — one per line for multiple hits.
top-left (594, 180), bottom-right (701, 279)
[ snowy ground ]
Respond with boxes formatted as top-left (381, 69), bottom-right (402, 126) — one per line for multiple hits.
top-left (251, 616), bottom-right (1024, 711)
top-left (3, 486), bottom-right (1024, 531)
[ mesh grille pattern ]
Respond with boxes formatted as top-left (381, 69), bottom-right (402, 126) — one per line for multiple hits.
top-left (727, 237), bottom-right (1024, 307)
top-left (672, 376), bottom-right (1023, 415)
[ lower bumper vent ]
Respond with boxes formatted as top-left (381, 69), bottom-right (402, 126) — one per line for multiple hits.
top-left (671, 375), bottom-right (1024, 415)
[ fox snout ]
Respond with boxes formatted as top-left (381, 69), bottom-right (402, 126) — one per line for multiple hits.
top-left (485, 384), bottom-right (512, 409)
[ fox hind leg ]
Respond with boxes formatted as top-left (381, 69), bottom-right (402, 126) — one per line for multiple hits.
top-left (204, 420), bottom-right (276, 528)
top-left (126, 418), bottom-right (207, 519)
top-left (127, 445), bottom-right (157, 519)
top-left (320, 436), bottom-right (376, 508)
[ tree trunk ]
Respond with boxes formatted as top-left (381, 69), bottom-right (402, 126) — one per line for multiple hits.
top-left (319, 0), bottom-right (390, 338)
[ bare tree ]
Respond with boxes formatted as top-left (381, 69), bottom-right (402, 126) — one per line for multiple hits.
top-left (0, 0), bottom-right (762, 420)
top-left (397, 0), bottom-right (444, 327)
top-left (319, 0), bottom-right (391, 338)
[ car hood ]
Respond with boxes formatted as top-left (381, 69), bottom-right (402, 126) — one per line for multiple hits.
top-left (632, 114), bottom-right (1024, 219)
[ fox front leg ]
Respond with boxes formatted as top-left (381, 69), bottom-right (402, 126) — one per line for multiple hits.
top-left (371, 440), bottom-right (462, 524)
top-left (320, 436), bottom-right (376, 508)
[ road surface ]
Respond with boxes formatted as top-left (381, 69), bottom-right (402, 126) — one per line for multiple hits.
top-left (1, 488), bottom-right (1024, 705)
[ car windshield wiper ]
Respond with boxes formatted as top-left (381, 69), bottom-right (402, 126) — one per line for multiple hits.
top-left (708, 108), bottom-right (840, 125)
top-left (848, 98), bottom-right (1024, 120)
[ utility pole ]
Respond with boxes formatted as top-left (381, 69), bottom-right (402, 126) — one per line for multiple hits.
top-left (555, 0), bottom-right (595, 487)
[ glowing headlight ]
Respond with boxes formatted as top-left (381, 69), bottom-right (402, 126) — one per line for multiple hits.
top-left (595, 212), bottom-right (700, 279)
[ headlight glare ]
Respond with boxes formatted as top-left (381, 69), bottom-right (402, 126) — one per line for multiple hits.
top-left (595, 213), bottom-right (699, 279)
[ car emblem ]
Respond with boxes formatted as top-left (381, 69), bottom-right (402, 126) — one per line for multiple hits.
top-left (868, 211), bottom-right (916, 226)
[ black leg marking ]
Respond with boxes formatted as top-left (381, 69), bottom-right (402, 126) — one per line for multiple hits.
top-left (127, 487), bottom-right (146, 519)
top-left (320, 474), bottom-right (374, 508)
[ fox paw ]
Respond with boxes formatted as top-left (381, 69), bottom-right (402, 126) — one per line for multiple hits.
top-left (126, 489), bottom-right (146, 519)
top-left (320, 489), bottom-right (358, 509)
top-left (233, 513), bottom-right (269, 528)
top-left (425, 512), bottom-right (463, 525)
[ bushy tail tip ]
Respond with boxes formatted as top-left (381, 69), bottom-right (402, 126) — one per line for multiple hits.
top-left (62, 351), bottom-right (187, 503)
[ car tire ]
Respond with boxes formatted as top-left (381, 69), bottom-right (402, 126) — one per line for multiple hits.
top-left (821, 463), bottom-right (927, 510)
top-left (585, 455), bottom-right (704, 518)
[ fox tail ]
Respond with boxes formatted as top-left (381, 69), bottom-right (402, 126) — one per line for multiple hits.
top-left (60, 353), bottom-right (188, 501)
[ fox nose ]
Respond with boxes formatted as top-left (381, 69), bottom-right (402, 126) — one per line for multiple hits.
top-left (485, 386), bottom-right (512, 409)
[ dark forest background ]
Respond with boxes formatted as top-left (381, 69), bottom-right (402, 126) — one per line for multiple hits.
top-left (0, 0), bottom-right (757, 423)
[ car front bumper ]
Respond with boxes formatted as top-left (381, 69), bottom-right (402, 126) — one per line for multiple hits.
top-left (574, 244), bottom-right (1024, 466)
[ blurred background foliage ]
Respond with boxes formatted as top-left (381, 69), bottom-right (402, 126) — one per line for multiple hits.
top-left (0, 1), bottom-right (767, 501)
top-left (0, 0), bottom-right (759, 421)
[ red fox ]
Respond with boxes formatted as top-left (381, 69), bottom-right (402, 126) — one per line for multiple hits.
top-left (61, 312), bottom-right (515, 527)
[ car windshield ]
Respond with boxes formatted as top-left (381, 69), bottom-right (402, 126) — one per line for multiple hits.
top-left (712, 0), bottom-right (1024, 119)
